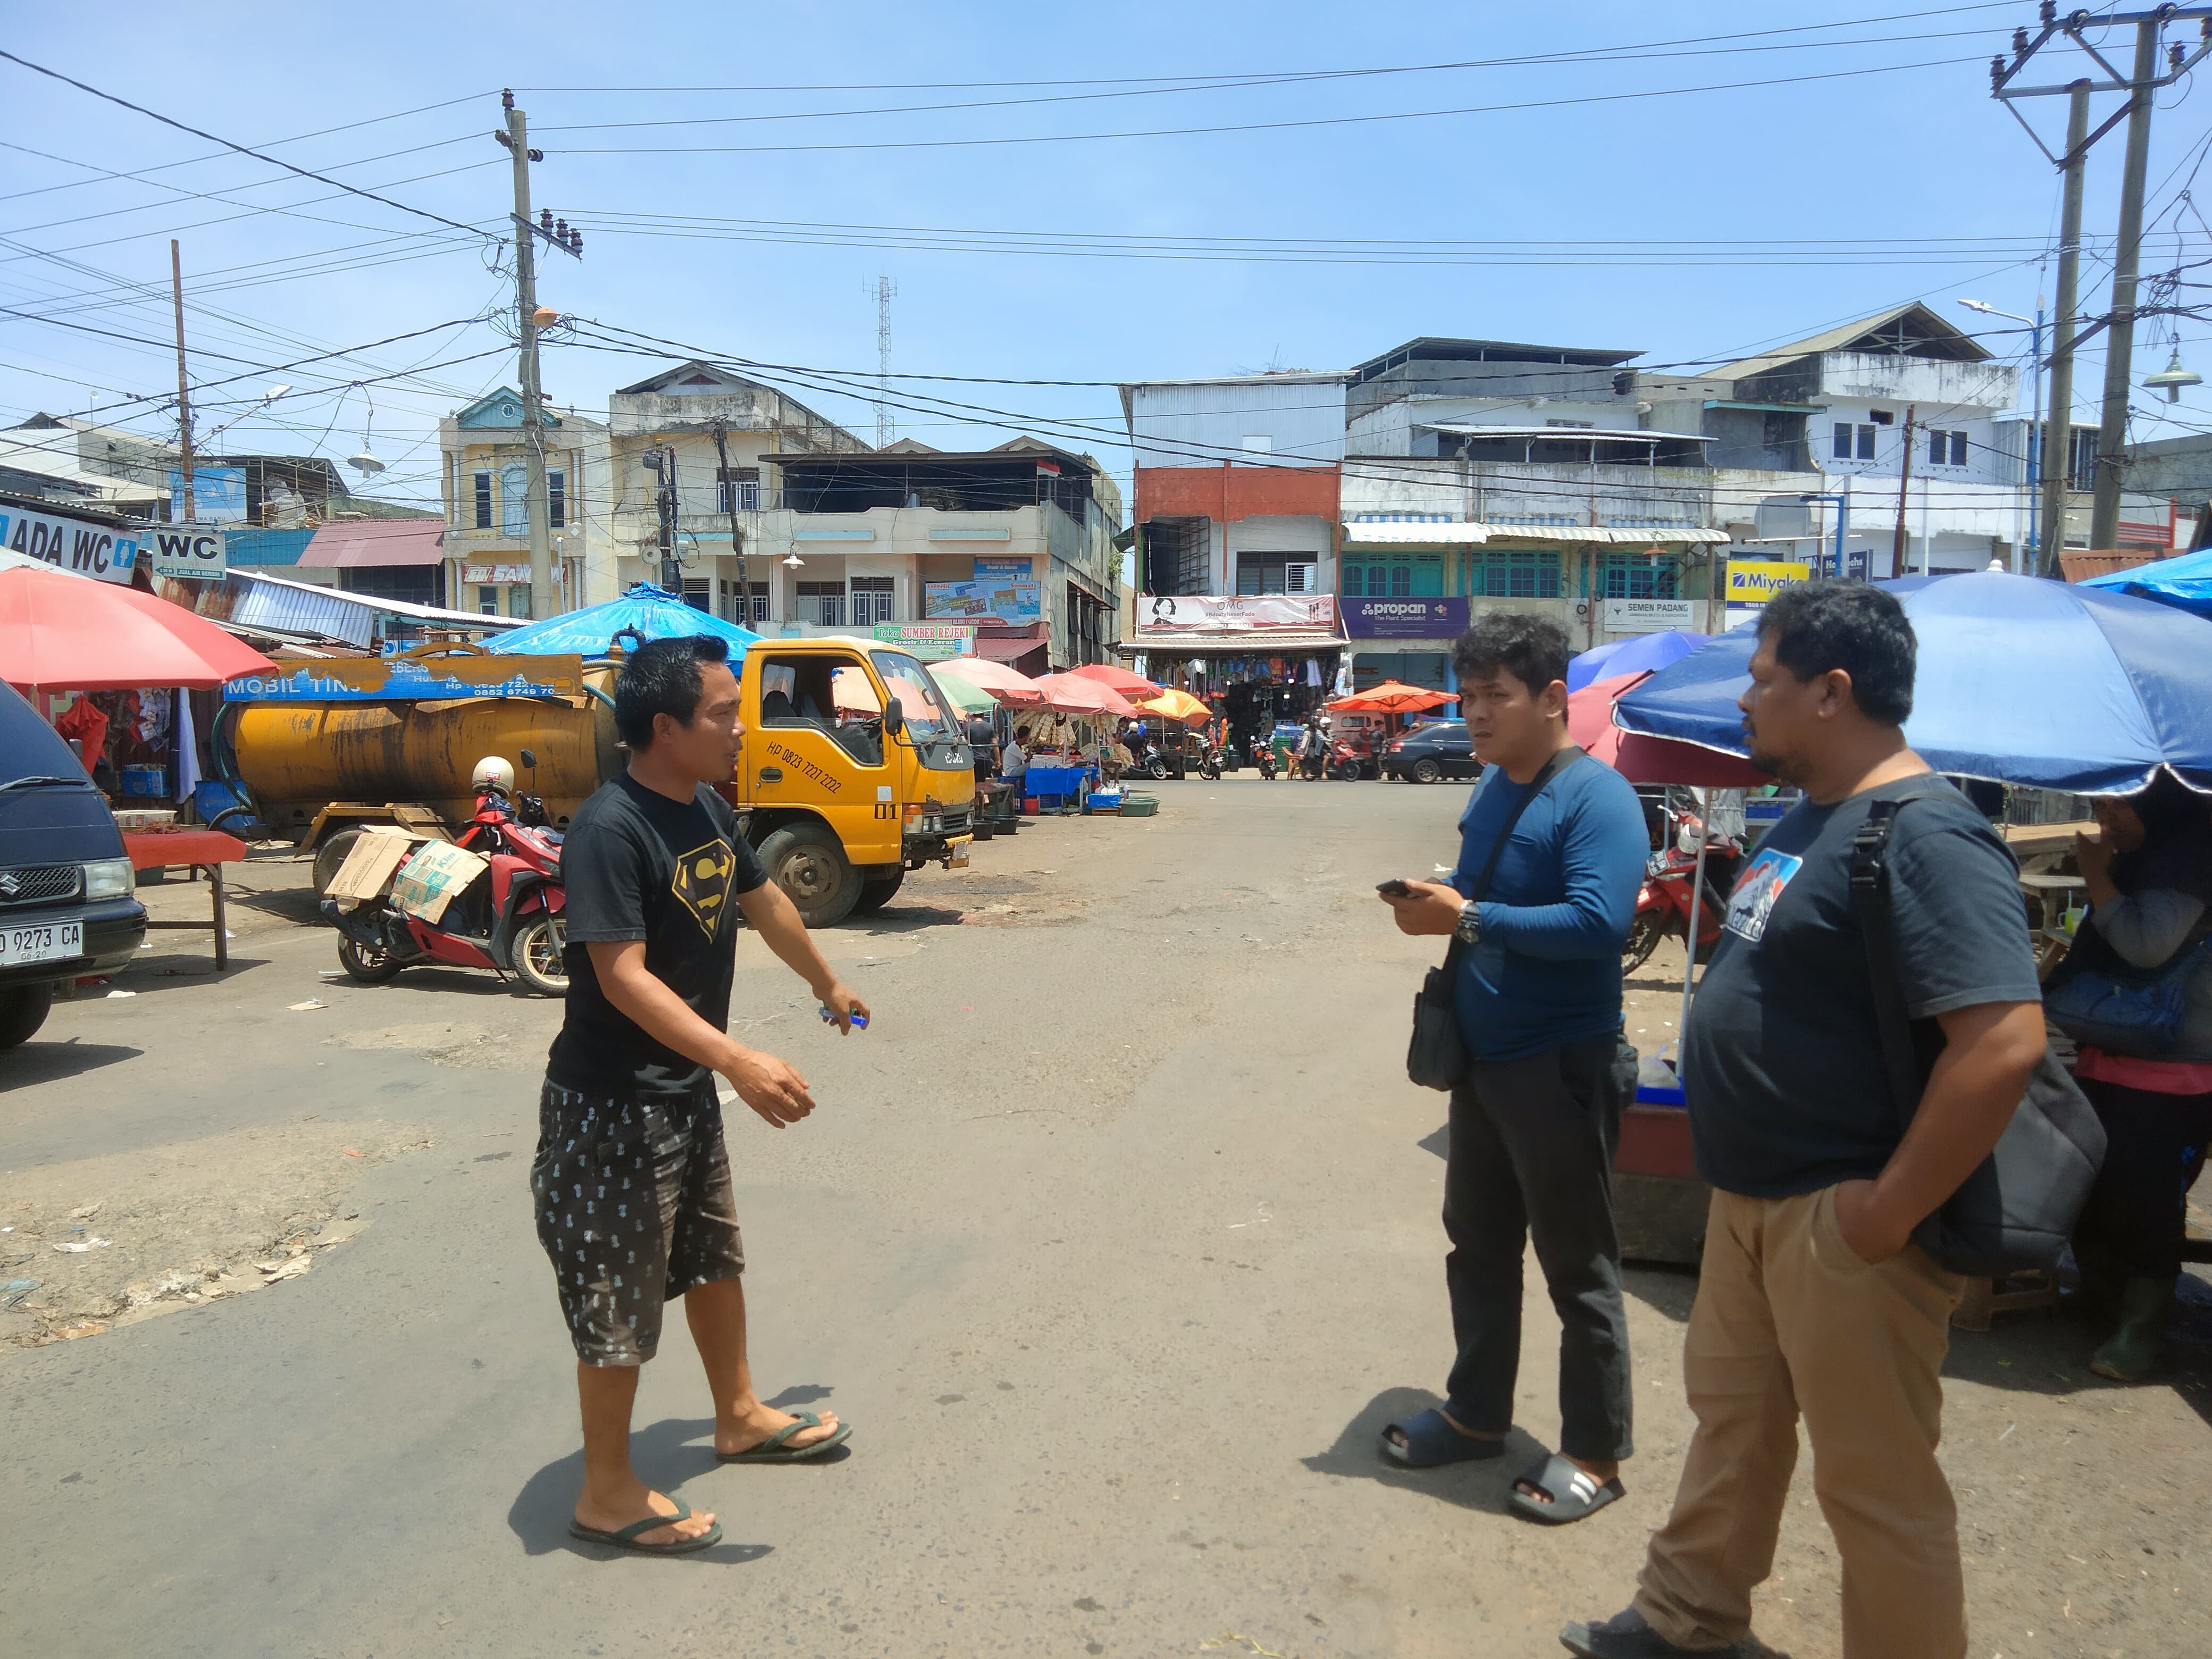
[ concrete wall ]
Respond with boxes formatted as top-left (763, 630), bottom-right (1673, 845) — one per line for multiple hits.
top-left (1126, 377), bottom-right (1348, 467)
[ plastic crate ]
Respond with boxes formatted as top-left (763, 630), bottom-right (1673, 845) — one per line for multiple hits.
top-left (1120, 793), bottom-right (1159, 818)
top-left (193, 778), bottom-right (252, 825)
top-left (119, 764), bottom-right (167, 798)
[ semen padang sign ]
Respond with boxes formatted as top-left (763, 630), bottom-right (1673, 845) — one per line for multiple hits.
top-left (1, 500), bottom-right (141, 585)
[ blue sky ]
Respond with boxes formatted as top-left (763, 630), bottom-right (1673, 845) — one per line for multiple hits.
top-left (6, 1), bottom-right (2211, 508)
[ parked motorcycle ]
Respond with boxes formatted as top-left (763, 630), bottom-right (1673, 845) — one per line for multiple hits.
top-left (1622, 808), bottom-right (1743, 974)
top-left (1326, 738), bottom-right (1375, 781)
top-left (1253, 740), bottom-right (1278, 781)
top-left (321, 752), bottom-right (569, 995)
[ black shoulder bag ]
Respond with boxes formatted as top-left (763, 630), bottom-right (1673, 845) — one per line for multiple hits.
top-left (1406, 746), bottom-right (1582, 1092)
top-left (1848, 786), bottom-right (2107, 1277)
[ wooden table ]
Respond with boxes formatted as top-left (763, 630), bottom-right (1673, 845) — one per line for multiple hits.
top-left (121, 830), bottom-right (248, 970)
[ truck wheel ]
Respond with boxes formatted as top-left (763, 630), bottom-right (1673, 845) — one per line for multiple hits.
top-left (757, 823), bottom-right (862, 928)
top-left (0, 983), bottom-right (55, 1050)
top-left (313, 828), bottom-right (366, 898)
top-left (510, 914), bottom-right (569, 996)
top-left (338, 937), bottom-right (405, 985)
top-left (852, 869), bottom-right (905, 916)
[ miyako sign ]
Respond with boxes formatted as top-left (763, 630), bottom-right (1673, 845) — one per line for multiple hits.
top-left (148, 525), bottom-right (226, 581)
top-left (1724, 560), bottom-right (1811, 604)
top-left (0, 502), bottom-right (140, 585)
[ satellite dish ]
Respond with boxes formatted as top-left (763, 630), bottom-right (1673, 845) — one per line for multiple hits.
top-left (347, 450), bottom-right (386, 475)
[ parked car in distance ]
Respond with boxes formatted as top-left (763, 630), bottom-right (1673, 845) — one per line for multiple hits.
top-left (0, 681), bottom-right (147, 1050)
top-left (1382, 719), bottom-right (1480, 784)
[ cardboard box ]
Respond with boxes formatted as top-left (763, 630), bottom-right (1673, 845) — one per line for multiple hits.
top-left (388, 839), bottom-right (490, 924)
top-left (324, 826), bottom-right (419, 906)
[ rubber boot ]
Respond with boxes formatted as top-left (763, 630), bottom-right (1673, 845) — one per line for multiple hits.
top-left (2089, 1276), bottom-right (2176, 1381)
top-left (2065, 1236), bottom-right (2125, 1319)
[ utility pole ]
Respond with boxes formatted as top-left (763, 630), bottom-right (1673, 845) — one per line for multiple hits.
top-left (645, 444), bottom-right (681, 592)
top-left (1891, 405), bottom-right (1917, 579)
top-left (2042, 83), bottom-right (2089, 576)
top-left (495, 91), bottom-right (582, 617)
top-left (1992, 6), bottom-right (2212, 571)
top-left (2090, 20), bottom-right (2163, 550)
top-left (711, 417), bottom-right (749, 623)
top-left (170, 239), bottom-right (194, 524)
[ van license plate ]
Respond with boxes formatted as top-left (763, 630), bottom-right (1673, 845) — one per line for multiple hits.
top-left (0, 920), bottom-right (83, 967)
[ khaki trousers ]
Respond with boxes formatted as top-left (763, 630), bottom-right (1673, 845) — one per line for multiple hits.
top-left (1633, 1185), bottom-right (1968, 1659)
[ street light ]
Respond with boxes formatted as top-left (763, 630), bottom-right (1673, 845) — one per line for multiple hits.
top-left (1959, 298), bottom-right (2044, 573)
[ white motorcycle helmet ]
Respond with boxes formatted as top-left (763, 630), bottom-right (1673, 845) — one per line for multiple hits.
top-left (472, 755), bottom-right (516, 796)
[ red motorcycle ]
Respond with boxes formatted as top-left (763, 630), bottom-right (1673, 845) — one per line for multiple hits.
top-left (321, 753), bottom-right (569, 995)
top-left (1622, 808), bottom-right (1742, 974)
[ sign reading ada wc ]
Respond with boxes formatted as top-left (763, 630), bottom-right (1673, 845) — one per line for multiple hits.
top-left (147, 525), bottom-right (226, 581)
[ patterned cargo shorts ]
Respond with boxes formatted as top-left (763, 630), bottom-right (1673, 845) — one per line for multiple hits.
top-left (531, 1077), bottom-right (745, 1366)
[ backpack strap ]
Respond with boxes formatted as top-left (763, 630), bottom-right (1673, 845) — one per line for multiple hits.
top-left (1848, 795), bottom-right (1931, 1129)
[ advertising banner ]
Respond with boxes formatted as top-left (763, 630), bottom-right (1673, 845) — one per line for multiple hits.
top-left (1135, 594), bottom-right (1338, 633)
top-left (224, 652), bottom-right (583, 702)
top-left (973, 557), bottom-right (1033, 581)
top-left (147, 525), bottom-right (226, 581)
top-left (0, 502), bottom-right (139, 585)
top-left (1723, 560), bottom-right (1811, 604)
top-left (462, 563), bottom-right (533, 585)
top-left (870, 622), bottom-right (975, 660)
top-left (925, 578), bottom-right (1042, 624)
top-left (1342, 596), bottom-right (1468, 639)
top-left (1602, 597), bottom-right (1698, 632)
top-left (167, 467), bottom-right (248, 523)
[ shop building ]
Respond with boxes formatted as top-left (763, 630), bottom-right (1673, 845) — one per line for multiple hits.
top-left (438, 386), bottom-right (615, 617)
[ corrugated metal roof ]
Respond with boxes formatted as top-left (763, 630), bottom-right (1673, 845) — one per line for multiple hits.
top-left (230, 572), bottom-right (523, 649)
top-left (301, 520), bottom-right (446, 567)
top-left (1421, 424), bottom-right (1712, 442)
top-left (1711, 302), bottom-right (1992, 382)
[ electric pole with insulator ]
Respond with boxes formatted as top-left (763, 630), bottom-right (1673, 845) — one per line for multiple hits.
top-left (495, 90), bottom-right (582, 616)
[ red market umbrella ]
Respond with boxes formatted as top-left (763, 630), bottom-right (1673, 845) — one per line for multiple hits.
top-left (1569, 669), bottom-right (1766, 787)
top-left (1033, 672), bottom-right (1143, 718)
top-left (932, 655), bottom-right (1051, 707)
top-left (0, 565), bottom-right (275, 693)
top-left (1066, 661), bottom-right (1162, 698)
top-left (1330, 679), bottom-right (1457, 714)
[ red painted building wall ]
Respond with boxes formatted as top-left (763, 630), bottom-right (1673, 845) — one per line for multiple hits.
top-left (1132, 462), bottom-right (1340, 525)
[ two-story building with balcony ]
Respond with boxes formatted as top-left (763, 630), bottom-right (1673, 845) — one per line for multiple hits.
top-left (760, 437), bottom-right (1124, 673)
top-left (437, 387), bottom-right (614, 615)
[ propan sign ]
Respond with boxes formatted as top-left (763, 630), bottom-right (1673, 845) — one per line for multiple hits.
top-left (148, 526), bottom-right (226, 581)
top-left (0, 502), bottom-right (140, 585)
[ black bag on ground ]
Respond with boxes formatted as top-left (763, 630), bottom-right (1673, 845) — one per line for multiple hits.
top-left (1406, 747), bottom-right (1582, 1092)
top-left (1848, 788), bottom-right (2107, 1277)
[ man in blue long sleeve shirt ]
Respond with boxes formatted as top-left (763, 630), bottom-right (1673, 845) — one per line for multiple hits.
top-left (1379, 614), bottom-right (1649, 1526)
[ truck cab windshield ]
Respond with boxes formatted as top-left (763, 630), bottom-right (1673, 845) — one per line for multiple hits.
top-left (869, 651), bottom-right (953, 740)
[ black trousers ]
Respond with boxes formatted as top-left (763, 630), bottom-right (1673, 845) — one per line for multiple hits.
top-left (1443, 1033), bottom-right (1638, 1463)
top-left (2074, 1075), bottom-right (2212, 1278)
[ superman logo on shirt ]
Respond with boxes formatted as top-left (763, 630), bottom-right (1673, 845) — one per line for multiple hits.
top-left (671, 839), bottom-right (736, 937)
top-left (1721, 847), bottom-right (1804, 945)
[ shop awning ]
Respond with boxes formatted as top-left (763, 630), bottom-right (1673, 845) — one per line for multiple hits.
top-left (971, 629), bottom-right (1049, 663)
top-left (1342, 520), bottom-right (1727, 547)
top-left (1124, 628), bottom-right (1345, 656)
top-left (301, 520), bottom-right (447, 567)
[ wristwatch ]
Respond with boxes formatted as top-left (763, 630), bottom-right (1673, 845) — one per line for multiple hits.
top-left (1453, 901), bottom-right (1482, 945)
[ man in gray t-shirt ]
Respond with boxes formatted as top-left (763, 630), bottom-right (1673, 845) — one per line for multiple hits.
top-left (1565, 583), bottom-right (2045, 1659)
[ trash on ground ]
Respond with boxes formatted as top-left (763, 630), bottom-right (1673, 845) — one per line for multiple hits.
top-left (339, 1146), bottom-right (363, 1158)
top-left (256, 1256), bottom-right (313, 1283)
top-left (4, 1278), bottom-right (40, 1308)
top-left (52, 1238), bottom-right (111, 1253)
top-left (105, 990), bottom-right (137, 999)
top-left (289, 998), bottom-right (327, 1011)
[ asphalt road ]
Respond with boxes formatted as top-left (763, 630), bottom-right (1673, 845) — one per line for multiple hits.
top-left (4, 775), bottom-right (2207, 1659)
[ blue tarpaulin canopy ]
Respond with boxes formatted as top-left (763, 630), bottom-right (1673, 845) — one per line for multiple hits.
top-left (1614, 571), bottom-right (2212, 794)
top-left (2081, 545), bottom-right (2212, 619)
top-left (1566, 629), bottom-right (1708, 691)
top-left (487, 583), bottom-right (760, 658)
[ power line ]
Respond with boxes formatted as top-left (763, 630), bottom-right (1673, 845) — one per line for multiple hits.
top-left (0, 51), bottom-right (495, 242)
top-left (548, 54), bottom-right (1993, 156)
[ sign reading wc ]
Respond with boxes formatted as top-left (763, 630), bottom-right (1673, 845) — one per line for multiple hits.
top-left (149, 526), bottom-right (225, 581)
top-left (0, 504), bottom-right (139, 585)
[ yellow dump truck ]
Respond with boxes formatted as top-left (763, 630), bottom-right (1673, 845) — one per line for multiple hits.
top-left (224, 636), bottom-right (975, 926)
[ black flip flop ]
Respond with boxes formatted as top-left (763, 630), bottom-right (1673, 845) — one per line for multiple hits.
top-left (716, 1410), bottom-right (852, 1463)
top-left (569, 1498), bottom-right (722, 1554)
top-left (1509, 1453), bottom-right (1623, 1524)
top-left (1380, 1407), bottom-right (1508, 1468)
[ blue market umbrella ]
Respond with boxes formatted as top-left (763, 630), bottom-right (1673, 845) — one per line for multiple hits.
top-left (1614, 571), bottom-right (2212, 794)
top-left (1566, 628), bottom-right (1708, 691)
top-left (2081, 545), bottom-right (2212, 620)
top-left (487, 583), bottom-right (761, 658)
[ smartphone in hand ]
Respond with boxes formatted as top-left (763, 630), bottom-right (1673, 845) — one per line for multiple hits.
top-left (1376, 878), bottom-right (1413, 898)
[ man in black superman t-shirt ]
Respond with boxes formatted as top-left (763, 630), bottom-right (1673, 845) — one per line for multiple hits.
top-left (533, 634), bottom-right (868, 1557)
